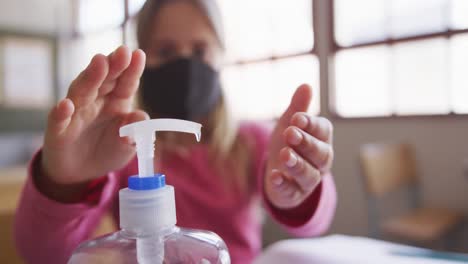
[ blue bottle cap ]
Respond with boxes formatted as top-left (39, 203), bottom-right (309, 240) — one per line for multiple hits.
top-left (128, 173), bottom-right (166, 190)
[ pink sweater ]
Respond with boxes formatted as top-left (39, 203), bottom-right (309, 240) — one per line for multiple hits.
top-left (14, 122), bottom-right (336, 264)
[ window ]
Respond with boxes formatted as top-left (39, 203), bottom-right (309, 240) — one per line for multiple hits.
top-left (333, 0), bottom-right (468, 117)
top-left (219, 0), bottom-right (319, 120)
top-left (223, 55), bottom-right (319, 120)
top-left (392, 38), bottom-right (449, 115)
top-left (450, 34), bottom-right (468, 114)
top-left (78, 0), bottom-right (125, 34)
top-left (220, 0), bottom-right (314, 62)
top-left (0, 37), bottom-right (54, 108)
top-left (66, 29), bottom-right (123, 79)
top-left (334, 46), bottom-right (391, 117)
top-left (59, 0), bottom-right (125, 94)
top-left (128, 0), bottom-right (147, 17)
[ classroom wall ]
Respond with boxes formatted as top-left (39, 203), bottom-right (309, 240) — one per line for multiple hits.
top-left (0, 134), bottom-right (39, 167)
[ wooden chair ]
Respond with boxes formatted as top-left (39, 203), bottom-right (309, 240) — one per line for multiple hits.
top-left (359, 142), bottom-right (464, 248)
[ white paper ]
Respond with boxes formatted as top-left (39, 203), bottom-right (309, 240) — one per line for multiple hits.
top-left (254, 235), bottom-right (465, 264)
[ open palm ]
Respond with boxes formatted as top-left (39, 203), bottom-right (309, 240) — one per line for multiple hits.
top-left (41, 46), bottom-right (147, 185)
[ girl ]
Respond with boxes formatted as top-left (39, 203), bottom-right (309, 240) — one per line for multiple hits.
top-left (14, 0), bottom-right (336, 263)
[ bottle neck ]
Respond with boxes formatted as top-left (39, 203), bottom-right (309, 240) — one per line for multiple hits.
top-left (119, 185), bottom-right (177, 235)
top-left (121, 226), bottom-right (178, 239)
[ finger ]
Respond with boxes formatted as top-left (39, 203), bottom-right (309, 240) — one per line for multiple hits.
top-left (99, 45), bottom-right (132, 96)
top-left (67, 54), bottom-right (109, 107)
top-left (291, 113), bottom-right (333, 143)
top-left (119, 110), bottom-right (150, 145)
top-left (279, 147), bottom-right (321, 194)
top-left (111, 49), bottom-right (146, 99)
top-left (284, 126), bottom-right (333, 171)
top-left (269, 169), bottom-right (301, 200)
top-left (45, 99), bottom-right (75, 146)
top-left (279, 84), bottom-right (312, 124)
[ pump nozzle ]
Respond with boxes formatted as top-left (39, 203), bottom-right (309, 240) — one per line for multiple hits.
top-left (120, 118), bottom-right (202, 178)
top-left (119, 118), bottom-right (201, 259)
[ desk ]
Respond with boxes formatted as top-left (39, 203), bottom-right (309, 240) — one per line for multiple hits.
top-left (254, 235), bottom-right (468, 264)
top-left (0, 166), bottom-right (27, 264)
top-left (0, 166), bottom-right (115, 264)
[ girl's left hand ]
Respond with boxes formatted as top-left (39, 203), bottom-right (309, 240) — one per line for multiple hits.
top-left (264, 84), bottom-right (334, 209)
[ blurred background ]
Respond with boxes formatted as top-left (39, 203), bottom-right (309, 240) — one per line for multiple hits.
top-left (0, 0), bottom-right (467, 262)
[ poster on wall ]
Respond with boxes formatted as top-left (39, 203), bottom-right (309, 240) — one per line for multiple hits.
top-left (0, 36), bottom-right (53, 108)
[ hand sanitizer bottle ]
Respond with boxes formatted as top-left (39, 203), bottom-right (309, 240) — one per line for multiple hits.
top-left (68, 119), bottom-right (230, 264)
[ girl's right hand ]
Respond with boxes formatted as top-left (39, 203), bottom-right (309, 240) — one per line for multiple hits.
top-left (37, 46), bottom-right (148, 202)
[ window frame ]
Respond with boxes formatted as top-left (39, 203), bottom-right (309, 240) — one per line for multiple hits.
top-left (74, 0), bottom-right (468, 120)
top-left (329, 0), bottom-right (468, 120)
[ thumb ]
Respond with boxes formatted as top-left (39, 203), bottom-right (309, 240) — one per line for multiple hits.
top-left (280, 84), bottom-right (313, 122)
top-left (266, 84), bottom-right (313, 180)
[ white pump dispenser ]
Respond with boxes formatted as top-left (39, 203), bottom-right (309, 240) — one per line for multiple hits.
top-left (68, 118), bottom-right (229, 264)
top-left (118, 119), bottom-right (201, 235)
top-left (119, 119), bottom-right (201, 263)
top-left (120, 118), bottom-right (201, 177)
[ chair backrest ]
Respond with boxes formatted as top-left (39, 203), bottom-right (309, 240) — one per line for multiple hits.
top-left (359, 142), bottom-right (418, 198)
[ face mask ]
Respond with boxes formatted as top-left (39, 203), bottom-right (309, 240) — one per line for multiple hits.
top-left (140, 57), bottom-right (222, 121)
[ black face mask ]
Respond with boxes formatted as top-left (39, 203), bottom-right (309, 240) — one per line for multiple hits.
top-left (140, 57), bottom-right (222, 121)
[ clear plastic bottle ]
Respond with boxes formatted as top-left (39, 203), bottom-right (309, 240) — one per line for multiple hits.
top-left (68, 226), bottom-right (230, 264)
top-left (68, 119), bottom-right (231, 264)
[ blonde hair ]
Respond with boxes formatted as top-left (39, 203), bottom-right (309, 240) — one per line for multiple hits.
top-left (137, 0), bottom-right (225, 51)
top-left (136, 0), bottom-right (253, 193)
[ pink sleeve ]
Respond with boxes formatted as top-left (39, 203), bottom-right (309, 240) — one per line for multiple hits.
top-left (245, 121), bottom-right (337, 237)
top-left (14, 151), bottom-right (120, 264)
